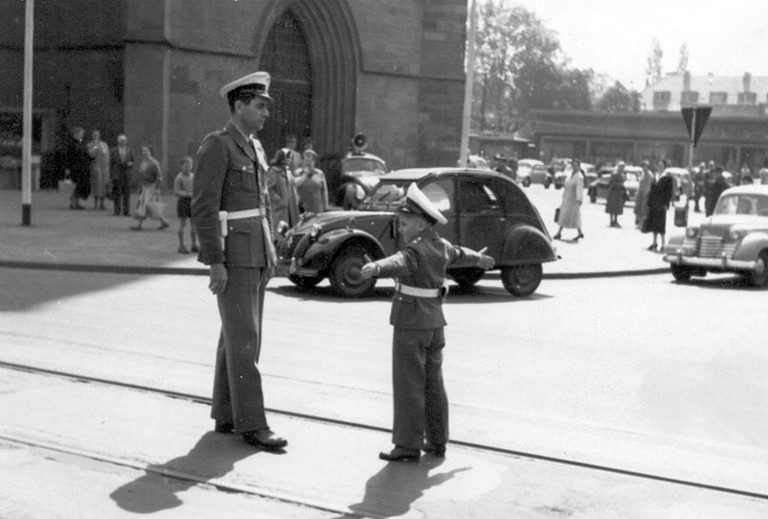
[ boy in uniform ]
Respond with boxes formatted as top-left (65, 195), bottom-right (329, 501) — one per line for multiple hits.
top-left (360, 184), bottom-right (494, 462)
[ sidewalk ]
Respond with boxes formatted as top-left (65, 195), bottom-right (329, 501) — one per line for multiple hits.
top-left (0, 187), bottom-right (697, 277)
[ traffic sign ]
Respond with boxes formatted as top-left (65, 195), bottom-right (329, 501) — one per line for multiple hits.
top-left (681, 106), bottom-right (712, 147)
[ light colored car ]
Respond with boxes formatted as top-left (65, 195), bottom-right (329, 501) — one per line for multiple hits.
top-left (587, 166), bottom-right (641, 203)
top-left (663, 184), bottom-right (768, 286)
top-left (337, 151), bottom-right (388, 209)
top-left (516, 159), bottom-right (551, 188)
top-left (663, 167), bottom-right (692, 199)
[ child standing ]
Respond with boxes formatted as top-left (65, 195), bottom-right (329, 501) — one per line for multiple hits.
top-left (173, 156), bottom-right (199, 254)
top-left (360, 184), bottom-right (494, 462)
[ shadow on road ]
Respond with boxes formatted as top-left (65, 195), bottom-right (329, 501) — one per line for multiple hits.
top-left (109, 432), bottom-right (273, 514)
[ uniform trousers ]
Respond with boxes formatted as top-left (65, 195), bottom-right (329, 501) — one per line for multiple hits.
top-left (211, 266), bottom-right (270, 433)
top-left (391, 327), bottom-right (449, 449)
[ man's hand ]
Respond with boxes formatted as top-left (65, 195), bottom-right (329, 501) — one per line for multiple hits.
top-left (209, 263), bottom-right (228, 294)
top-left (476, 248), bottom-right (494, 270)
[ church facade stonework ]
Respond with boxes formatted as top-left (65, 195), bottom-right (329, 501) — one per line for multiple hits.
top-left (0, 0), bottom-right (468, 185)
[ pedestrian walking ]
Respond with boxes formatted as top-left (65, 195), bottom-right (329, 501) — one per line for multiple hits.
top-left (87, 129), bottom-right (110, 210)
top-left (642, 170), bottom-right (675, 251)
top-left (266, 148), bottom-right (300, 235)
top-left (605, 161), bottom-right (627, 227)
top-left (191, 71), bottom-right (287, 452)
top-left (294, 149), bottom-right (329, 213)
top-left (173, 156), bottom-right (199, 254)
top-left (553, 159), bottom-right (585, 241)
top-left (131, 145), bottom-right (170, 231)
top-left (109, 134), bottom-right (135, 216)
top-left (63, 126), bottom-right (91, 210)
top-left (705, 165), bottom-right (730, 216)
top-left (360, 184), bottom-right (494, 462)
top-left (634, 161), bottom-right (653, 228)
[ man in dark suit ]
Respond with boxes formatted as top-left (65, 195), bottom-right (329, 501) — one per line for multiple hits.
top-left (109, 134), bottom-right (134, 216)
top-left (191, 71), bottom-right (286, 452)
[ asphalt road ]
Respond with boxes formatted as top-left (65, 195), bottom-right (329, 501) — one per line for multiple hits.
top-left (1, 266), bottom-right (766, 505)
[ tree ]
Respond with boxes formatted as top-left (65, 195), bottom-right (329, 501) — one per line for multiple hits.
top-left (472, 1), bottom-right (591, 131)
top-left (596, 81), bottom-right (641, 112)
top-left (645, 37), bottom-right (663, 86)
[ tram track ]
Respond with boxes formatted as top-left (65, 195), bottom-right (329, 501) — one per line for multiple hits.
top-left (2, 359), bottom-right (767, 503)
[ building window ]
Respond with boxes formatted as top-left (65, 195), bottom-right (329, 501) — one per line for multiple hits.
top-left (737, 92), bottom-right (757, 105)
top-left (709, 92), bottom-right (728, 104)
top-left (680, 91), bottom-right (699, 105)
top-left (653, 91), bottom-right (671, 110)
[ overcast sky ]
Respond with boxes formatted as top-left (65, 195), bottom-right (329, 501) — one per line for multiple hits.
top-left (512, 0), bottom-right (766, 90)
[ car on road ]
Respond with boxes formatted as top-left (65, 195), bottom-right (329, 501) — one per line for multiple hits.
top-left (277, 167), bottom-right (558, 297)
top-left (663, 167), bottom-right (692, 200)
top-left (587, 165), bottom-right (641, 203)
top-left (517, 159), bottom-right (552, 188)
top-left (554, 160), bottom-right (595, 189)
top-left (663, 184), bottom-right (768, 286)
top-left (336, 151), bottom-right (388, 209)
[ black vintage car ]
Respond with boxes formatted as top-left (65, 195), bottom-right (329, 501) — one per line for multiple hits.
top-left (277, 167), bottom-right (558, 297)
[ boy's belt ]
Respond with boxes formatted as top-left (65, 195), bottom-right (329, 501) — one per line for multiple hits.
top-left (395, 282), bottom-right (440, 298)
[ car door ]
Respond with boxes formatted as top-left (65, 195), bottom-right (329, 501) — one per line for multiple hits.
top-left (455, 175), bottom-right (504, 257)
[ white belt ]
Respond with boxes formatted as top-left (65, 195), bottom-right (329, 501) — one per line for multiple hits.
top-left (217, 208), bottom-right (276, 266)
top-left (395, 282), bottom-right (440, 298)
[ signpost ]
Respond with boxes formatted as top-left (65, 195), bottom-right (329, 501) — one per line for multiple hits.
top-left (21, 0), bottom-right (34, 225)
top-left (681, 106), bottom-right (712, 169)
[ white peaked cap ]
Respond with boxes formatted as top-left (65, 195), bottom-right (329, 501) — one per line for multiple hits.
top-left (399, 183), bottom-right (448, 225)
top-left (219, 71), bottom-right (272, 101)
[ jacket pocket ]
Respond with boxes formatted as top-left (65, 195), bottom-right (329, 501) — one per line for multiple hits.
top-left (225, 225), bottom-right (252, 264)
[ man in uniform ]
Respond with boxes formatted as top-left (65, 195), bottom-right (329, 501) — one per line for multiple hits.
top-left (191, 71), bottom-right (287, 451)
top-left (360, 184), bottom-right (494, 462)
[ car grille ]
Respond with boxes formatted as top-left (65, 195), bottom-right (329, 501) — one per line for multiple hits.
top-left (697, 235), bottom-right (736, 258)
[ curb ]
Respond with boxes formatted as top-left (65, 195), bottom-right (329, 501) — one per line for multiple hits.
top-left (0, 259), bottom-right (668, 280)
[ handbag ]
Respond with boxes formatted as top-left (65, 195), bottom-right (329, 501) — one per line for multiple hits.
top-left (554, 207), bottom-right (560, 223)
top-left (58, 178), bottom-right (75, 199)
top-left (146, 193), bottom-right (166, 219)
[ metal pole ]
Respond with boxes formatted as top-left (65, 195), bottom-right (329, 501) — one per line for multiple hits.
top-left (459, 0), bottom-right (477, 168)
top-left (687, 108), bottom-right (696, 171)
top-left (21, 0), bottom-right (34, 226)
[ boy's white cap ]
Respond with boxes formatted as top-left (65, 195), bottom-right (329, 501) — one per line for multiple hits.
top-left (399, 183), bottom-right (448, 225)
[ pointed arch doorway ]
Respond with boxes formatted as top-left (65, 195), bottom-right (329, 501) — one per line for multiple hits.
top-left (257, 0), bottom-right (360, 162)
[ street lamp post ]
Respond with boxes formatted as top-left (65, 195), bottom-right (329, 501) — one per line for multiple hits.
top-left (21, 0), bottom-right (34, 226)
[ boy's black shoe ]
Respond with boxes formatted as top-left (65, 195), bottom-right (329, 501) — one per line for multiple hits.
top-left (379, 446), bottom-right (420, 462)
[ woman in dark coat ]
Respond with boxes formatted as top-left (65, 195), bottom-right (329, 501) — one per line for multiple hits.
top-left (605, 161), bottom-right (627, 227)
top-left (642, 172), bottom-right (675, 250)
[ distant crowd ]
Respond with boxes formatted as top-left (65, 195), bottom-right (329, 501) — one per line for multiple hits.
top-left (60, 127), bottom-right (331, 254)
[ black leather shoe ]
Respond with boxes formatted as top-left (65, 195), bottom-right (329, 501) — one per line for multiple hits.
top-left (243, 429), bottom-right (288, 451)
top-left (214, 421), bottom-right (234, 434)
top-left (422, 443), bottom-right (446, 458)
top-left (379, 446), bottom-right (420, 462)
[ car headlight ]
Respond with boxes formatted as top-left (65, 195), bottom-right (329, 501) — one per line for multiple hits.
top-left (309, 223), bottom-right (322, 241)
top-left (729, 228), bottom-right (747, 240)
top-left (685, 226), bottom-right (699, 239)
top-left (355, 184), bottom-right (365, 200)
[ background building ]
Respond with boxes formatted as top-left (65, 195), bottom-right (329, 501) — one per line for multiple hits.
top-left (0, 0), bottom-right (468, 189)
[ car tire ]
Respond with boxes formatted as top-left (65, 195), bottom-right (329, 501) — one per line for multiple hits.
top-left (449, 267), bottom-right (485, 288)
top-left (748, 250), bottom-right (768, 287)
top-left (522, 178), bottom-right (531, 188)
top-left (288, 273), bottom-right (323, 289)
top-left (329, 245), bottom-right (376, 297)
top-left (544, 180), bottom-right (551, 189)
top-left (500, 264), bottom-right (542, 296)
top-left (670, 264), bottom-right (693, 282)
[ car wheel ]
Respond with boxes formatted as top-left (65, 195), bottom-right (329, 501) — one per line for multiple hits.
top-left (544, 180), bottom-right (551, 189)
top-left (670, 264), bottom-right (693, 282)
top-left (500, 264), bottom-right (542, 296)
top-left (449, 267), bottom-right (485, 288)
top-left (748, 250), bottom-right (768, 287)
top-left (522, 178), bottom-right (531, 188)
top-left (288, 273), bottom-right (323, 289)
top-left (329, 245), bottom-right (376, 297)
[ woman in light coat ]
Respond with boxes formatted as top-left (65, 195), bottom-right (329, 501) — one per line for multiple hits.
top-left (87, 129), bottom-right (110, 210)
top-left (266, 148), bottom-right (300, 235)
top-left (553, 159), bottom-right (585, 241)
top-left (634, 161), bottom-right (654, 228)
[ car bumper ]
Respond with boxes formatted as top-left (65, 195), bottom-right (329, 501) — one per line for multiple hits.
top-left (662, 249), bottom-right (757, 271)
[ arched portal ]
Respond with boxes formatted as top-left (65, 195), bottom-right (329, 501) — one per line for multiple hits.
top-left (256, 0), bottom-right (360, 160)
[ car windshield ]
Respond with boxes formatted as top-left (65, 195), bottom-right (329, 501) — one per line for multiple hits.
top-left (715, 194), bottom-right (768, 216)
top-left (342, 158), bottom-right (386, 177)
